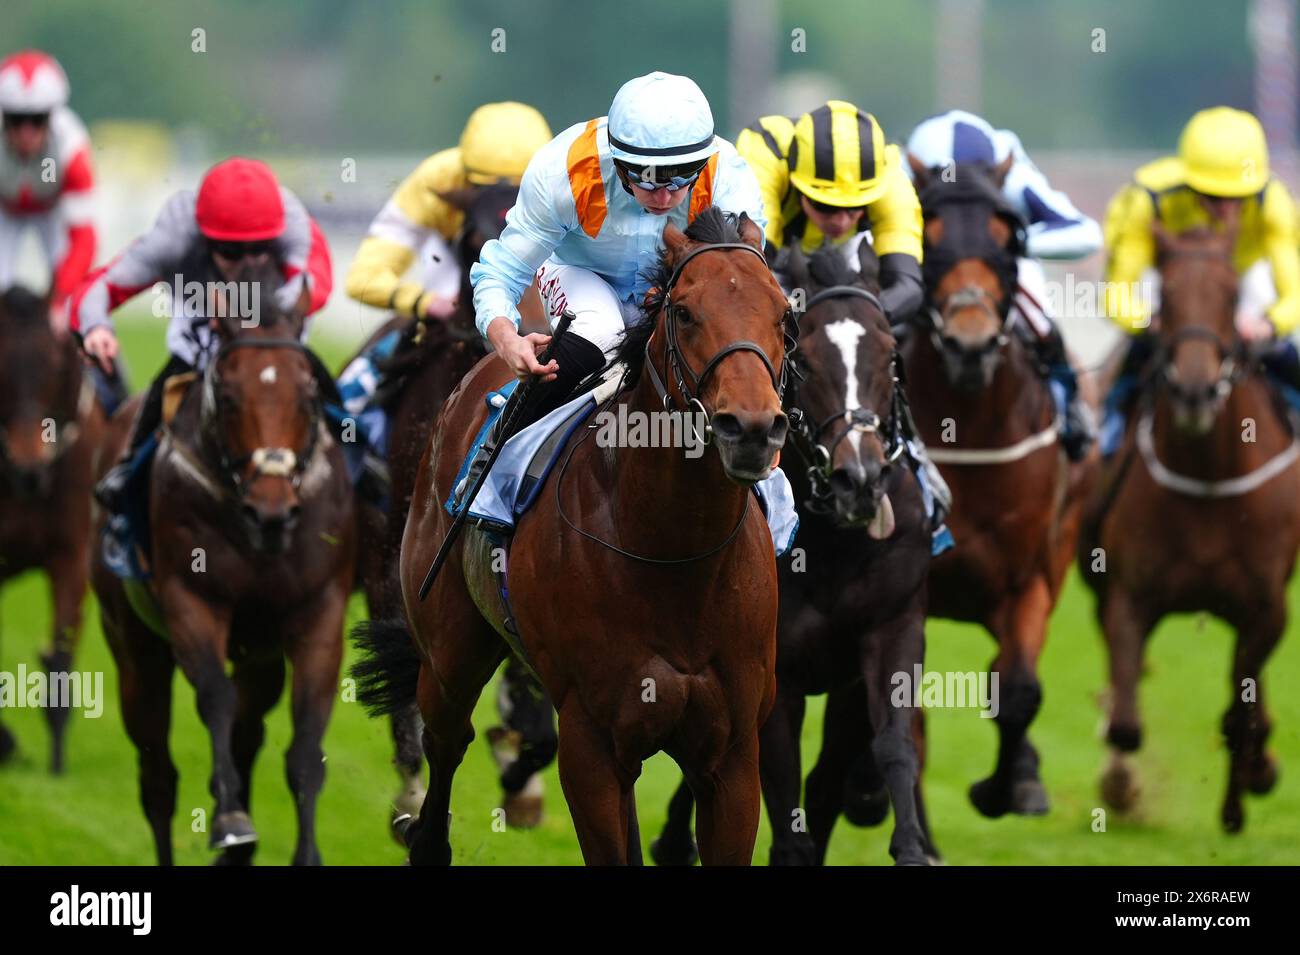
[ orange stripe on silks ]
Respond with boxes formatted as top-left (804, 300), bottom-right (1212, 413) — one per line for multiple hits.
top-left (687, 154), bottom-right (719, 225)
top-left (567, 119), bottom-right (608, 238)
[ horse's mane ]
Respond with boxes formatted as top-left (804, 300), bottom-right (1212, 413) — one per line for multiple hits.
top-left (611, 207), bottom-right (746, 385)
top-left (803, 245), bottom-right (891, 337)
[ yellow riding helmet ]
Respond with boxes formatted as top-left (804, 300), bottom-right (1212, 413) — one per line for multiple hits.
top-left (459, 102), bottom-right (553, 186)
top-left (1179, 107), bottom-right (1270, 198)
top-left (788, 101), bottom-right (891, 207)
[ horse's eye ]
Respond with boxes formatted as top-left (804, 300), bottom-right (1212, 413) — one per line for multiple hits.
top-left (673, 304), bottom-right (693, 325)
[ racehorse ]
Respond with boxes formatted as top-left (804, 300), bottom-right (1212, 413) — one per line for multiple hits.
top-left (357, 208), bottom-right (789, 864)
top-left (349, 184), bottom-right (558, 832)
top-left (650, 241), bottom-right (937, 865)
top-left (91, 263), bottom-right (356, 864)
top-left (0, 286), bottom-right (102, 772)
top-left (902, 163), bottom-right (1097, 818)
top-left (1080, 225), bottom-right (1300, 832)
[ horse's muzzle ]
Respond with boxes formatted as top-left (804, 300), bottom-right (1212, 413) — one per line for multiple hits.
top-left (240, 500), bottom-right (302, 553)
top-left (829, 460), bottom-right (895, 538)
top-left (711, 409), bottom-right (788, 484)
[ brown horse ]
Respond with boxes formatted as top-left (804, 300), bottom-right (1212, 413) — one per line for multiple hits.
top-left (903, 163), bottom-right (1097, 818)
top-left (1080, 225), bottom-right (1300, 832)
top-left (650, 241), bottom-right (937, 865)
top-left (358, 208), bottom-right (789, 864)
top-left (0, 286), bottom-right (103, 771)
top-left (349, 184), bottom-right (558, 831)
top-left (92, 265), bottom-right (356, 864)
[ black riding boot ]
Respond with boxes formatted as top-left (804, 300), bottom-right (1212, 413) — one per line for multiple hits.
top-left (1032, 323), bottom-right (1095, 462)
top-left (456, 333), bottom-right (608, 503)
top-left (93, 355), bottom-right (193, 513)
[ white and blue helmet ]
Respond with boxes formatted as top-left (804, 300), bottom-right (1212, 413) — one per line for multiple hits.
top-left (607, 71), bottom-right (718, 168)
top-left (906, 109), bottom-right (1005, 170)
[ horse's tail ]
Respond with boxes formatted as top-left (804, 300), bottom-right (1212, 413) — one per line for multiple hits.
top-left (350, 618), bottom-right (421, 717)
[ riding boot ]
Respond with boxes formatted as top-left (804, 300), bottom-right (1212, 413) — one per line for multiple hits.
top-left (1261, 338), bottom-right (1300, 419)
top-left (1033, 323), bottom-right (1095, 462)
top-left (93, 355), bottom-right (193, 513)
top-left (1100, 332), bottom-right (1157, 458)
top-left (455, 333), bottom-right (608, 505)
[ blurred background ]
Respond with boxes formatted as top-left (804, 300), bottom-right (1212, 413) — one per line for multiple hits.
top-left (8, 0), bottom-right (1299, 363)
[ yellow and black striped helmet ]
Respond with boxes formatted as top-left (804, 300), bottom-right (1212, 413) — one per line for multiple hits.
top-left (788, 100), bottom-right (890, 207)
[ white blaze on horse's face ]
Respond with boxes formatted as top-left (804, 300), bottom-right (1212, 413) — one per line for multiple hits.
top-left (260, 365), bottom-right (277, 385)
top-left (825, 318), bottom-right (866, 455)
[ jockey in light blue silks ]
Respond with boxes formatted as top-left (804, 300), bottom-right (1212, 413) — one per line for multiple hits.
top-left (906, 109), bottom-right (1103, 461)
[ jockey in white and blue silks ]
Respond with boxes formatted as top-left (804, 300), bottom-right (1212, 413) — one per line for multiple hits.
top-left (906, 109), bottom-right (1103, 461)
top-left (462, 70), bottom-right (769, 484)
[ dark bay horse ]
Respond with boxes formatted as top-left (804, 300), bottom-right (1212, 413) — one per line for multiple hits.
top-left (0, 286), bottom-right (103, 771)
top-left (1080, 226), bottom-right (1300, 832)
top-left (92, 266), bottom-right (356, 864)
top-left (359, 208), bottom-right (789, 864)
top-left (349, 184), bottom-right (558, 831)
top-left (651, 241), bottom-right (936, 865)
top-left (903, 164), bottom-right (1097, 818)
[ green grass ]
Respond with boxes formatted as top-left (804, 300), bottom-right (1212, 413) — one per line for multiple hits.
top-left (1, 315), bottom-right (1298, 865)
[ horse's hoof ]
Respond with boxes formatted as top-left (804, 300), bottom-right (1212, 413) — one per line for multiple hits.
top-left (1100, 757), bottom-right (1139, 813)
top-left (894, 851), bottom-right (931, 867)
top-left (392, 812), bottom-right (416, 846)
top-left (0, 725), bottom-right (17, 765)
top-left (391, 786), bottom-right (426, 846)
top-left (1106, 721), bottom-right (1142, 753)
top-left (1247, 753), bottom-right (1279, 795)
top-left (210, 811), bottom-right (257, 850)
top-left (503, 791), bottom-right (544, 829)
top-left (650, 835), bottom-right (698, 867)
top-left (968, 777), bottom-right (1010, 819)
top-left (1010, 779), bottom-right (1050, 815)
top-left (842, 784), bottom-right (891, 827)
top-left (1221, 800), bottom-right (1245, 835)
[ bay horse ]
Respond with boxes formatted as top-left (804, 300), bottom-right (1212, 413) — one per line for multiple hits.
top-left (903, 163), bottom-right (1097, 818)
top-left (1080, 225), bottom-right (1300, 832)
top-left (358, 208), bottom-right (789, 864)
top-left (651, 241), bottom-right (937, 865)
top-left (349, 184), bottom-right (558, 831)
top-left (0, 286), bottom-right (103, 772)
top-left (91, 263), bottom-right (356, 864)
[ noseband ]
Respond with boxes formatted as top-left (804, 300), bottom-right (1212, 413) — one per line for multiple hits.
top-left (200, 337), bottom-right (322, 497)
top-left (1156, 325), bottom-right (1245, 403)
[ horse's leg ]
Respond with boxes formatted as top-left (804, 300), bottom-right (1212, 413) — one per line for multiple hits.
top-left (555, 701), bottom-right (637, 865)
top-left (693, 730), bottom-right (763, 867)
top-left (804, 682), bottom-right (873, 865)
top-left (649, 778), bottom-right (697, 866)
top-left (42, 548), bottom-right (89, 773)
top-left (389, 701), bottom-right (426, 837)
top-left (1098, 589), bottom-right (1155, 814)
top-left (758, 683), bottom-right (813, 865)
top-left (970, 577), bottom-right (1051, 819)
top-left (492, 656), bottom-right (556, 828)
top-left (159, 585), bottom-right (250, 850)
top-left (1220, 604), bottom-right (1285, 833)
top-left (111, 619), bottom-right (178, 865)
top-left (215, 654), bottom-right (285, 866)
top-left (863, 611), bottom-right (930, 866)
top-left (283, 584), bottom-right (347, 866)
top-left (911, 707), bottom-right (941, 861)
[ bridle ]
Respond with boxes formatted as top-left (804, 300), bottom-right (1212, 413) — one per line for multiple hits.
top-left (1155, 324), bottom-right (1246, 406)
top-left (783, 284), bottom-right (909, 514)
top-left (197, 337), bottom-right (322, 499)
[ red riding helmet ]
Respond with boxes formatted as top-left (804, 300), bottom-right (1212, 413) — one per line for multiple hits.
top-left (195, 157), bottom-right (285, 242)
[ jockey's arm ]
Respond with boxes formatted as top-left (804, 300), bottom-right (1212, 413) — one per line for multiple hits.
top-left (275, 188), bottom-right (333, 316)
top-left (52, 144), bottom-right (97, 306)
top-left (345, 152), bottom-right (461, 318)
top-left (867, 152), bottom-right (925, 322)
top-left (1260, 182), bottom-right (1300, 336)
top-left (734, 116), bottom-right (794, 250)
top-left (1002, 148), bottom-right (1103, 261)
top-left (1101, 184), bottom-right (1156, 333)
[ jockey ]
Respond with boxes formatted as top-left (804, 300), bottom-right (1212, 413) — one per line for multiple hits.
top-left (906, 109), bottom-right (1103, 461)
top-left (0, 50), bottom-right (96, 326)
top-left (76, 157), bottom-right (335, 513)
top-left (462, 71), bottom-right (767, 486)
top-left (735, 100), bottom-right (926, 323)
top-left (1099, 106), bottom-right (1300, 454)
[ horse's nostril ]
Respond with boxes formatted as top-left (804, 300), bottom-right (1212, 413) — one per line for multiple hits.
top-left (710, 413), bottom-right (742, 442)
top-left (286, 504), bottom-right (302, 526)
top-left (769, 414), bottom-right (789, 445)
top-left (241, 503), bottom-right (259, 526)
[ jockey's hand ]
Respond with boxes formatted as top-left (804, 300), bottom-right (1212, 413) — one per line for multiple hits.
top-left (1236, 310), bottom-right (1276, 343)
top-left (424, 294), bottom-right (458, 321)
top-left (82, 326), bottom-right (119, 374)
top-left (486, 316), bottom-right (558, 382)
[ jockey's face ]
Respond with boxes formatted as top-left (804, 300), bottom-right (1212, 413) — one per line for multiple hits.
top-left (3, 113), bottom-right (50, 161)
top-left (615, 165), bottom-right (691, 216)
top-left (800, 193), bottom-right (866, 239)
top-left (1196, 193), bottom-right (1244, 225)
top-left (209, 240), bottom-right (274, 281)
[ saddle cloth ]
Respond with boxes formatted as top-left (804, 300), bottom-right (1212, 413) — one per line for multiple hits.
top-left (445, 376), bottom-right (800, 557)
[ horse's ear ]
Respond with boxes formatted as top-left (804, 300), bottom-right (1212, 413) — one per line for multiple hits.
top-left (857, 238), bottom-right (881, 286)
top-left (784, 241), bottom-right (811, 293)
top-left (737, 211), bottom-right (764, 251)
top-left (437, 186), bottom-right (478, 212)
top-left (662, 220), bottom-right (691, 260)
top-left (907, 151), bottom-right (931, 190)
top-left (991, 152), bottom-right (1015, 188)
top-left (1152, 221), bottom-right (1175, 258)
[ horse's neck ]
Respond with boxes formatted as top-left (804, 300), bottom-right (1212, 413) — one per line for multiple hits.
top-left (1153, 375), bottom-right (1293, 478)
top-left (909, 335), bottom-right (1051, 442)
top-left (581, 373), bottom-right (750, 558)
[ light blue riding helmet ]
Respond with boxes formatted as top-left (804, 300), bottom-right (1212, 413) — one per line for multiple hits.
top-left (906, 109), bottom-right (1002, 171)
top-left (606, 71), bottom-right (719, 167)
